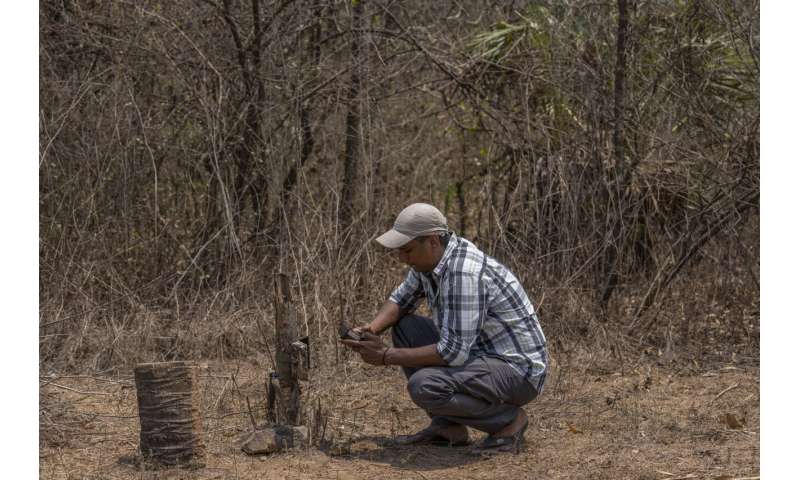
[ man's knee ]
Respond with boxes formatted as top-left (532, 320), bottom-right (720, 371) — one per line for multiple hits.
top-left (391, 314), bottom-right (438, 349)
top-left (390, 315), bottom-right (413, 347)
top-left (406, 368), bottom-right (453, 408)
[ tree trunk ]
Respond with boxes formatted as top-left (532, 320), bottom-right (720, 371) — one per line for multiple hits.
top-left (338, 0), bottom-right (364, 232)
top-left (599, 0), bottom-right (630, 312)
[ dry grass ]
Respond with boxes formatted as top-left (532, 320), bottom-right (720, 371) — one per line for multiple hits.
top-left (38, 239), bottom-right (759, 478)
top-left (39, 348), bottom-right (759, 479)
top-left (38, 253), bottom-right (760, 478)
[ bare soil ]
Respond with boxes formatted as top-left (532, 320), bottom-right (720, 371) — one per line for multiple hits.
top-left (40, 354), bottom-right (759, 480)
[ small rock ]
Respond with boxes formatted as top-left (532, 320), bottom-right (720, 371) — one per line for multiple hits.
top-left (239, 425), bottom-right (308, 455)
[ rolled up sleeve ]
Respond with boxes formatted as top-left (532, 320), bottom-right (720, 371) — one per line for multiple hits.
top-left (435, 270), bottom-right (486, 366)
top-left (389, 269), bottom-right (424, 313)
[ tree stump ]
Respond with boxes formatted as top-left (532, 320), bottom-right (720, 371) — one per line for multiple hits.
top-left (134, 361), bottom-right (205, 467)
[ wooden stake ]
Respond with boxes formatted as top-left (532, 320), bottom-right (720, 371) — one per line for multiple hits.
top-left (272, 273), bottom-right (301, 425)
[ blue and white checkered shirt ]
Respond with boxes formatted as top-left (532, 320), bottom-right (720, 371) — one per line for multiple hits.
top-left (389, 234), bottom-right (548, 391)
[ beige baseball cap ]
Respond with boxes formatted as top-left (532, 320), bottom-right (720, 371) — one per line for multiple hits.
top-left (375, 203), bottom-right (448, 248)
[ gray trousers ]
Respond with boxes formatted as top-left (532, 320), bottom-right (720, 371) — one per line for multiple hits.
top-left (391, 314), bottom-right (541, 434)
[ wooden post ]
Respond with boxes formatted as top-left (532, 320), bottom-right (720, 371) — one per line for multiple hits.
top-left (240, 274), bottom-right (311, 455)
top-left (134, 361), bottom-right (205, 467)
top-left (272, 273), bottom-right (302, 425)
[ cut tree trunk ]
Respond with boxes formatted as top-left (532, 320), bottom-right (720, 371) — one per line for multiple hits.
top-left (134, 361), bottom-right (205, 467)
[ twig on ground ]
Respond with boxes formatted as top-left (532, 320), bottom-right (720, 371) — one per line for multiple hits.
top-left (40, 375), bottom-right (133, 385)
top-left (212, 378), bottom-right (231, 413)
top-left (711, 383), bottom-right (741, 404)
top-left (44, 383), bottom-right (111, 396)
top-left (203, 410), bottom-right (251, 421)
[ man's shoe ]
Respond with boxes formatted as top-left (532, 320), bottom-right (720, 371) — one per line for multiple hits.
top-left (393, 424), bottom-right (470, 447)
top-left (470, 418), bottom-right (528, 455)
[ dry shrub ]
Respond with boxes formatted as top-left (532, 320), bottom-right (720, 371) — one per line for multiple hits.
top-left (39, 0), bottom-right (758, 375)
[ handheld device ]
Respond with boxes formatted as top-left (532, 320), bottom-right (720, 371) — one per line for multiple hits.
top-left (338, 323), bottom-right (364, 341)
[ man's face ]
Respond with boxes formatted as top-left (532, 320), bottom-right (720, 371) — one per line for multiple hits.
top-left (395, 236), bottom-right (439, 273)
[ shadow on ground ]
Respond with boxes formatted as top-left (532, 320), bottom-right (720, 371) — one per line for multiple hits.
top-left (331, 435), bottom-right (487, 471)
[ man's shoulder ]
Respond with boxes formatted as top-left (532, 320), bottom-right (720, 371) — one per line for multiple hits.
top-left (447, 236), bottom-right (519, 281)
top-left (445, 236), bottom-right (486, 276)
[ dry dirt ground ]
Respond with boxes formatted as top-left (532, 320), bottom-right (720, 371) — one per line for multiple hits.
top-left (40, 354), bottom-right (759, 480)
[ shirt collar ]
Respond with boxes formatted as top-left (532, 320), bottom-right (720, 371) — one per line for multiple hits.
top-left (431, 232), bottom-right (457, 278)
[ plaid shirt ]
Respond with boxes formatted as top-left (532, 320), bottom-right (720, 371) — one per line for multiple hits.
top-left (389, 234), bottom-right (548, 390)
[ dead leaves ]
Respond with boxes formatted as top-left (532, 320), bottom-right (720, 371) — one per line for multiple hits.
top-left (719, 412), bottom-right (745, 430)
top-left (567, 424), bottom-right (583, 434)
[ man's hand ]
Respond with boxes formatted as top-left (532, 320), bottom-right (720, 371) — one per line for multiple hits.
top-left (352, 323), bottom-right (375, 335)
top-left (340, 331), bottom-right (390, 366)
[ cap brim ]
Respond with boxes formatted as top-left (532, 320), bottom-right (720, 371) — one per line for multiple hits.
top-left (375, 229), bottom-right (413, 248)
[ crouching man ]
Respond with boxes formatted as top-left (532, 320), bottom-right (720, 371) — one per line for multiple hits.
top-left (341, 203), bottom-right (548, 455)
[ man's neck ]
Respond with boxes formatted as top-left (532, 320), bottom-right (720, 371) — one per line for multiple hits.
top-left (429, 233), bottom-right (452, 275)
